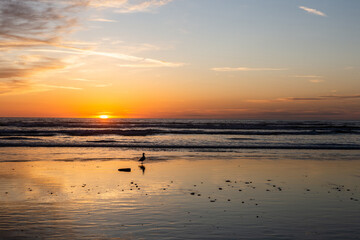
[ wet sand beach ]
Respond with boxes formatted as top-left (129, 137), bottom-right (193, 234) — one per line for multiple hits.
top-left (0, 148), bottom-right (359, 239)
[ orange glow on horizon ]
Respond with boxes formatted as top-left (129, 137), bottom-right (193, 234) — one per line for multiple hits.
top-left (99, 115), bottom-right (109, 119)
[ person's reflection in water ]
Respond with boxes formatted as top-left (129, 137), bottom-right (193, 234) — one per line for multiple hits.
top-left (139, 164), bottom-right (146, 175)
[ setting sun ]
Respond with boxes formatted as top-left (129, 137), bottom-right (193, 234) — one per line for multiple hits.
top-left (99, 115), bottom-right (109, 119)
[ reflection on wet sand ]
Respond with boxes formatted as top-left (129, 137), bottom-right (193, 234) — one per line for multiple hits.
top-left (139, 164), bottom-right (146, 175)
top-left (0, 149), bottom-right (360, 239)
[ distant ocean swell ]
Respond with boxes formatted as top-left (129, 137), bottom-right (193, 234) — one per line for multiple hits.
top-left (0, 142), bottom-right (360, 150)
top-left (1, 119), bottom-right (359, 131)
top-left (1, 129), bottom-right (358, 137)
top-left (1, 118), bottom-right (360, 150)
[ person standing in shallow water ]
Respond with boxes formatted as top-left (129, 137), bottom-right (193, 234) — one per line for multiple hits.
top-left (139, 153), bottom-right (145, 164)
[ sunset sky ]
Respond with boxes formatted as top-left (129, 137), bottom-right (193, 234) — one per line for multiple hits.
top-left (1, 0), bottom-right (360, 119)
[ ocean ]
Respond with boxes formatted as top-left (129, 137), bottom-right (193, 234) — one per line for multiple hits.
top-left (1, 118), bottom-right (360, 150)
top-left (1, 118), bottom-right (360, 239)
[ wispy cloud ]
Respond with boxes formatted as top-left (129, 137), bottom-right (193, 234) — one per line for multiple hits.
top-left (246, 99), bottom-right (275, 103)
top-left (90, 18), bottom-right (117, 22)
top-left (0, 79), bottom-right (30, 95)
top-left (0, 56), bottom-right (67, 79)
top-left (0, 0), bottom-right (81, 43)
top-left (37, 84), bottom-right (82, 90)
top-left (247, 94), bottom-right (360, 103)
top-left (299, 6), bottom-right (327, 17)
top-left (117, 43), bottom-right (163, 53)
top-left (116, 0), bottom-right (173, 13)
top-left (0, 0), bottom-right (182, 95)
top-left (0, 54), bottom-right (83, 95)
top-left (0, 80), bottom-right (81, 95)
top-left (321, 94), bottom-right (360, 99)
top-left (70, 78), bottom-right (93, 82)
top-left (117, 62), bottom-right (184, 68)
top-left (292, 75), bottom-right (323, 78)
top-left (87, 0), bottom-right (173, 13)
top-left (309, 79), bottom-right (324, 83)
top-left (212, 67), bottom-right (286, 72)
top-left (0, 0), bottom-right (85, 95)
top-left (28, 47), bottom-right (184, 68)
top-left (68, 78), bottom-right (112, 88)
top-left (291, 75), bottom-right (325, 83)
top-left (278, 97), bottom-right (323, 101)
